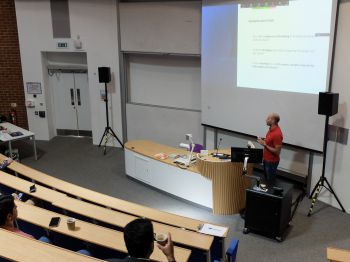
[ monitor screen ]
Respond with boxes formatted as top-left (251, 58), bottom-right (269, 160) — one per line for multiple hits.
top-left (231, 147), bottom-right (263, 163)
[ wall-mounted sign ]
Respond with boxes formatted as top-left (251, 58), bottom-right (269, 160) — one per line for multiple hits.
top-left (56, 42), bottom-right (69, 49)
top-left (26, 82), bottom-right (42, 94)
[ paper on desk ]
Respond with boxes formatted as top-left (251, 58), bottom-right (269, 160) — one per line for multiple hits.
top-left (199, 223), bottom-right (227, 237)
top-left (154, 153), bottom-right (168, 160)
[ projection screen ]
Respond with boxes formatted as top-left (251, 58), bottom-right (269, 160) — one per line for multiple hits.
top-left (201, 0), bottom-right (338, 152)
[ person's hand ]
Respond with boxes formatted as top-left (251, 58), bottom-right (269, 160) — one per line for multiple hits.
top-left (5, 158), bottom-right (13, 164)
top-left (3, 158), bottom-right (13, 165)
top-left (257, 137), bottom-right (266, 146)
top-left (11, 193), bottom-right (19, 199)
top-left (157, 233), bottom-right (175, 262)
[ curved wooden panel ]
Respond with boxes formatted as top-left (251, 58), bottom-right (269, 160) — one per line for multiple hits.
top-left (197, 155), bottom-right (253, 215)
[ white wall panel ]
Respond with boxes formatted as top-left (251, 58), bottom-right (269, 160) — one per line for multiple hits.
top-left (120, 1), bottom-right (201, 54)
top-left (128, 54), bottom-right (201, 110)
top-left (126, 103), bottom-right (203, 148)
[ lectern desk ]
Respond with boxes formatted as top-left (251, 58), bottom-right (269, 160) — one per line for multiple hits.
top-left (125, 140), bottom-right (253, 215)
top-left (196, 151), bottom-right (253, 215)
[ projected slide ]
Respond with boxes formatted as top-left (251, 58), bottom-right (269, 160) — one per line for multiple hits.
top-left (237, 0), bottom-right (333, 94)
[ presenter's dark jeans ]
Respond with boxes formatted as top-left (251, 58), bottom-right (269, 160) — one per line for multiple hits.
top-left (263, 160), bottom-right (279, 183)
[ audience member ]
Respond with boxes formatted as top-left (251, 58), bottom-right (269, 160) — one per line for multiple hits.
top-left (0, 195), bottom-right (91, 256)
top-left (108, 218), bottom-right (176, 262)
top-left (0, 158), bottom-right (38, 205)
top-left (0, 194), bottom-right (49, 242)
top-left (0, 158), bottom-right (13, 170)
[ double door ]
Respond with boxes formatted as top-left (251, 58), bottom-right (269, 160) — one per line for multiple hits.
top-left (50, 72), bottom-right (91, 136)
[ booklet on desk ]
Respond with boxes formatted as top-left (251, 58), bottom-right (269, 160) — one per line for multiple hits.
top-left (10, 132), bottom-right (23, 137)
top-left (198, 223), bottom-right (227, 237)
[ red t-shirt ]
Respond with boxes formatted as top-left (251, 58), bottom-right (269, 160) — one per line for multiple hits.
top-left (263, 125), bottom-right (283, 162)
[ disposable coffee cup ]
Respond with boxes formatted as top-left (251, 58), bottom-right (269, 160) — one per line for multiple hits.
top-left (67, 217), bottom-right (76, 230)
top-left (155, 233), bottom-right (168, 246)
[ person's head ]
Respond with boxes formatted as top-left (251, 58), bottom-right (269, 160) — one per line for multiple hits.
top-left (266, 113), bottom-right (280, 127)
top-left (124, 218), bottom-right (154, 259)
top-left (0, 195), bottom-right (17, 227)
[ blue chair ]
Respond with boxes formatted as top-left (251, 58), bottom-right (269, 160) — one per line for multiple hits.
top-left (0, 184), bottom-right (15, 196)
top-left (213, 239), bottom-right (239, 262)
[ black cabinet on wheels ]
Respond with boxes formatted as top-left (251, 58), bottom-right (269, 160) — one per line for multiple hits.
top-left (243, 182), bottom-right (293, 242)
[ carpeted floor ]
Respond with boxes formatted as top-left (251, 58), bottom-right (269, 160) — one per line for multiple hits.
top-left (11, 136), bottom-right (350, 262)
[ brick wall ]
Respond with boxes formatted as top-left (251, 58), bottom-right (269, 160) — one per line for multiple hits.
top-left (0, 0), bottom-right (28, 128)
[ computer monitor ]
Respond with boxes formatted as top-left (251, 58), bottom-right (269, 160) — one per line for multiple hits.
top-left (231, 147), bottom-right (263, 164)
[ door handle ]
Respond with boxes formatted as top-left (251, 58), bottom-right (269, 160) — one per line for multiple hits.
top-left (70, 88), bottom-right (75, 106)
top-left (77, 89), bottom-right (81, 106)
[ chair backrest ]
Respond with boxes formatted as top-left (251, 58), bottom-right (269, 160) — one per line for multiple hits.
top-left (212, 239), bottom-right (239, 262)
top-left (226, 239), bottom-right (239, 262)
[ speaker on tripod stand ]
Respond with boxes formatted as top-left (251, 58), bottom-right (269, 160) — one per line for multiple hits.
top-left (308, 92), bottom-right (345, 216)
top-left (98, 67), bottom-right (124, 154)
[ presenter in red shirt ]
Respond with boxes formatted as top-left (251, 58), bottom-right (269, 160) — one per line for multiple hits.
top-left (257, 113), bottom-right (283, 182)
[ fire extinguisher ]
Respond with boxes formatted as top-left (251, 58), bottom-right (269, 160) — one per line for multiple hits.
top-left (9, 108), bottom-right (17, 125)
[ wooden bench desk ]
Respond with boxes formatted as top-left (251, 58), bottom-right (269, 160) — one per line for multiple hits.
top-left (0, 228), bottom-right (104, 262)
top-left (0, 154), bottom-right (225, 234)
top-left (53, 196), bottom-right (214, 251)
top-left (15, 200), bottom-right (191, 262)
top-left (0, 170), bottom-right (67, 203)
top-left (327, 247), bottom-right (350, 262)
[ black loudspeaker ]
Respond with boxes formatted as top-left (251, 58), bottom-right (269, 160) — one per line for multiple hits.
top-left (98, 67), bottom-right (111, 83)
top-left (244, 182), bottom-right (293, 241)
top-left (318, 92), bottom-right (339, 116)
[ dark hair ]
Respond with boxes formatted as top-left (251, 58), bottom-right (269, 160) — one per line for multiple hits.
top-left (0, 195), bottom-right (15, 226)
top-left (124, 218), bottom-right (154, 258)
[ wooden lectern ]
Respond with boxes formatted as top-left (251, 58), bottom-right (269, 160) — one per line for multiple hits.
top-left (196, 150), bottom-right (253, 215)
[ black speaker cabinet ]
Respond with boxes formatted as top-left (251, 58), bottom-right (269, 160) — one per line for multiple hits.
top-left (244, 182), bottom-right (293, 241)
top-left (98, 67), bottom-right (111, 83)
top-left (318, 92), bottom-right (339, 116)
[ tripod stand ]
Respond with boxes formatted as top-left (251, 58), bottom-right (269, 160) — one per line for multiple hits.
top-left (308, 115), bottom-right (345, 216)
top-left (98, 82), bottom-right (124, 154)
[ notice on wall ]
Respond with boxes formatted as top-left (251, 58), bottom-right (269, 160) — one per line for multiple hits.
top-left (26, 82), bottom-right (42, 95)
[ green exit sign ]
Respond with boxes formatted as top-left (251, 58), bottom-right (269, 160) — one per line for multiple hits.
top-left (56, 42), bottom-right (68, 49)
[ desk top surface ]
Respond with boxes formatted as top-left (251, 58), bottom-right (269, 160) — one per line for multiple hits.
top-left (16, 200), bottom-right (191, 262)
top-left (0, 228), bottom-right (103, 262)
top-left (0, 171), bottom-right (67, 202)
top-left (0, 122), bottom-right (34, 142)
top-left (53, 196), bottom-right (213, 251)
top-left (125, 140), bottom-right (234, 171)
top-left (125, 140), bottom-right (200, 173)
top-left (327, 247), bottom-right (350, 262)
top-left (196, 151), bottom-right (232, 163)
top-left (0, 154), bottom-right (218, 233)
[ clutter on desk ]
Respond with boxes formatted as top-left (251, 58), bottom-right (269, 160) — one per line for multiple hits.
top-left (154, 153), bottom-right (169, 160)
